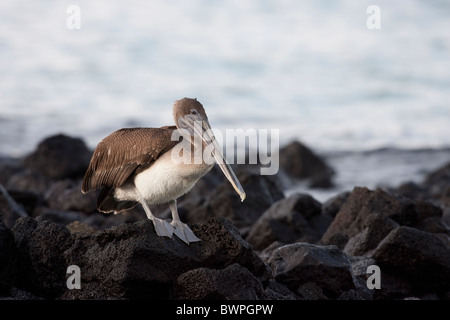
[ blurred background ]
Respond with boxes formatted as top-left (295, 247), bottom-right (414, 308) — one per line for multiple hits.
top-left (0, 0), bottom-right (449, 199)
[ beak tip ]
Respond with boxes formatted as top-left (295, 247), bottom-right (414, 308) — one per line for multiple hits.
top-left (240, 192), bottom-right (246, 202)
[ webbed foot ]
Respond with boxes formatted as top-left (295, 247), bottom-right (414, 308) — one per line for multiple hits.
top-left (171, 221), bottom-right (201, 244)
top-left (151, 217), bottom-right (174, 238)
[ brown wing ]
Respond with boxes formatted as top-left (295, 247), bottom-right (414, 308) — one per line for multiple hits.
top-left (81, 126), bottom-right (179, 193)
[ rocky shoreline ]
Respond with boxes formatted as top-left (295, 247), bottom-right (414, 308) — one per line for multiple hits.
top-left (1, 134), bottom-right (449, 300)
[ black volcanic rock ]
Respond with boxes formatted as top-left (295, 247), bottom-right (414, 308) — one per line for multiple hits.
top-left (173, 263), bottom-right (266, 300)
top-left (268, 242), bottom-right (355, 299)
top-left (0, 158), bottom-right (24, 186)
top-left (62, 217), bottom-right (270, 299)
top-left (179, 168), bottom-right (284, 231)
top-left (394, 181), bottom-right (428, 202)
top-left (23, 134), bottom-right (91, 180)
top-left (0, 219), bottom-right (16, 295)
top-left (321, 191), bottom-right (350, 218)
top-left (343, 213), bottom-right (398, 256)
top-left (393, 161), bottom-right (450, 205)
top-left (278, 141), bottom-right (335, 188)
top-left (423, 161), bottom-right (450, 200)
top-left (371, 226), bottom-right (450, 294)
top-left (45, 180), bottom-right (97, 213)
top-left (246, 193), bottom-right (328, 250)
top-left (11, 217), bottom-right (72, 298)
top-left (4, 216), bottom-right (272, 300)
top-left (321, 187), bottom-right (443, 249)
top-left (7, 168), bottom-right (50, 195)
top-left (0, 185), bottom-right (31, 228)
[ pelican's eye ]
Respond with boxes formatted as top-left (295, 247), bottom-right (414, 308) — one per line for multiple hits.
top-left (190, 109), bottom-right (198, 115)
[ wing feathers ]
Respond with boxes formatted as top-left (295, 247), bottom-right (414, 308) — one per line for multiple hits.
top-left (81, 126), bottom-right (178, 193)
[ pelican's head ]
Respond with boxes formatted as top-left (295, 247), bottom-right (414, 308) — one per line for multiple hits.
top-left (173, 97), bottom-right (246, 202)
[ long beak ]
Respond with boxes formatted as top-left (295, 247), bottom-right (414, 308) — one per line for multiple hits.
top-left (190, 119), bottom-right (246, 202)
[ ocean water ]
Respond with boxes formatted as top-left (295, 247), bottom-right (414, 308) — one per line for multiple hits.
top-left (0, 0), bottom-right (449, 197)
top-left (288, 148), bottom-right (450, 202)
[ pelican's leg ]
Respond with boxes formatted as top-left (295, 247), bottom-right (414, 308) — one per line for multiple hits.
top-left (170, 200), bottom-right (201, 244)
top-left (138, 194), bottom-right (173, 238)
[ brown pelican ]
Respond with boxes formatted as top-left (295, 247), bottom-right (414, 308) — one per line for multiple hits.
top-left (81, 98), bottom-right (246, 244)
